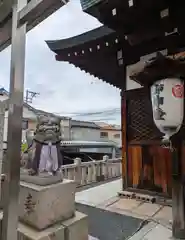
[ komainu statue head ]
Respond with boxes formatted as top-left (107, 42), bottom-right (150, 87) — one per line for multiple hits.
top-left (34, 115), bottom-right (61, 144)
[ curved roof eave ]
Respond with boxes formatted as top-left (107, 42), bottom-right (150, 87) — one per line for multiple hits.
top-left (46, 26), bottom-right (114, 53)
top-left (46, 20), bottom-right (185, 89)
top-left (46, 26), bottom-right (123, 89)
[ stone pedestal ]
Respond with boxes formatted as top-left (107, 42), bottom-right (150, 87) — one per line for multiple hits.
top-left (19, 179), bottom-right (76, 230)
top-left (0, 177), bottom-right (89, 240)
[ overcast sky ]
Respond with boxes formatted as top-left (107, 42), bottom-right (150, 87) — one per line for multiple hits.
top-left (0, 0), bottom-right (121, 124)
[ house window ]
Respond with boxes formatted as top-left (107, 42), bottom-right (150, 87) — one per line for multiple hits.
top-left (100, 132), bottom-right (108, 138)
top-left (114, 134), bottom-right (120, 139)
top-left (22, 119), bottom-right (28, 130)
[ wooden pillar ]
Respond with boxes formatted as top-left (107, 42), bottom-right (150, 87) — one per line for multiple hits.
top-left (171, 140), bottom-right (185, 239)
top-left (121, 65), bottom-right (128, 190)
top-left (171, 80), bottom-right (185, 239)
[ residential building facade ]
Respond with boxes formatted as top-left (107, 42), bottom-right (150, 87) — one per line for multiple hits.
top-left (0, 88), bottom-right (120, 148)
top-left (0, 88), bottom-right (71, 144)
top-left (71, 120), bottom-right (101, 142)
top-left (96, 122), bottom-right (121, 147)
top-left (0, 88), bottom-right (38, 143)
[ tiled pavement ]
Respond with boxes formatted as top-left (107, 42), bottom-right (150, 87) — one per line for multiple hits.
top-left (104, 199), bottom-right (173, 240)
top-left (77, 202), bottom-right (142, 240)
top-left (106, 198), bottom-right (172, 226)
top-left (76, 179), bottom-right (174, 240)
top-left (128, 222), bottom-right (172, 240)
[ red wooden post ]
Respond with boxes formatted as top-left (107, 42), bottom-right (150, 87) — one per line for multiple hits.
top-left (121, 65), bottom-right (128, 190)
top-left (171, 140), bottom-right (185, 238)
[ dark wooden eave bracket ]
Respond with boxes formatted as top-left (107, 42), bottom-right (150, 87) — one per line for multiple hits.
top-left (130, 53), bottom-right (185, 87)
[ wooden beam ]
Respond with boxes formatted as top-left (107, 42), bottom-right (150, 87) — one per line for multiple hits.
top-left (0, 0), bottom-right (69, 52)
top-left (18, 0), bottom-right (68, 26)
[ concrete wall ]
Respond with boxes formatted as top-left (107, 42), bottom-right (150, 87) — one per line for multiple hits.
top-left (71, 127), bottom-right (101, 141)
top-left (107, 130), bottom-right (121, 146)
top-left (60, 119), bottom-right (71, 140)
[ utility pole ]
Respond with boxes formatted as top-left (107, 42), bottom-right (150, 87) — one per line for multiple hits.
top-left (25, 90), bottom-right (39, 104)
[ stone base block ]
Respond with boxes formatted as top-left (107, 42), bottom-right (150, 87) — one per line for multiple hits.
top-left (20, 170), bottom-right (63, 186)
top-left (19, 179), bottom-right (76, 230)
top-left (63, 211), bottom-right (88, 240)
top-left (18, 222), bottom-right (65, 240)
top-left (0, 211), bottom-right (88, 240)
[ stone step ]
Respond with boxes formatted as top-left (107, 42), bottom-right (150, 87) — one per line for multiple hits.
top-left (0, 211), bottom-right (88, 240)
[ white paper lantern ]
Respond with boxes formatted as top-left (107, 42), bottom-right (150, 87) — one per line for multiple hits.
top-left (151, 78), bottom-right (184, 141)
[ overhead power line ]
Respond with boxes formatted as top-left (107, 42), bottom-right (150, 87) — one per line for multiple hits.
top-left (72, 111), bottom-right (120, 117)
top-left (88, 118), bottom-right (118, 121)
top-left (53, 107), bottom-right (120, 114)
top-left (53, 107), bottom-right (121, 117)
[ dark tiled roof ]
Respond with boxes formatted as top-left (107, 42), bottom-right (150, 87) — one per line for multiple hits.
top-left (47, 24), bottom-right (185, 89)
top-left (35, 109), bottom-right (70, 120)
top-left (47, 26), bottom-right (125, 89)
top-left (47, 0), bottom-right (185, 89)
top-left (80, 0), bottom-right (102, 11)
top-left (46, 26), bottom-right (114, 53)
top-left (71, 119), bottom-right (100, 129)
top-left (0, 88), bottom-right (9, 95)
top-left (80, 0), bottom-right (185, 41)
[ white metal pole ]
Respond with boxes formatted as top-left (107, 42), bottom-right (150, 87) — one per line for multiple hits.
top-left (1, 0), bottom-right (27, 239)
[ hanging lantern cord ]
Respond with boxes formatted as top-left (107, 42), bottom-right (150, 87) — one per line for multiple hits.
top-left (169, 140), bottom-right (174, 152)
top-left (161, 139), bottom-right (174, 152)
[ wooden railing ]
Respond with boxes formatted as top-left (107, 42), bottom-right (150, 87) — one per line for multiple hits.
top-left (61, 156), bottom-right (122, 186)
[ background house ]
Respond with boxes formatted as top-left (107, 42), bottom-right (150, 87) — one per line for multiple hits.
top-left (0, 88), bottom-right (38, 143)
top-left (0, 88), bottom-right (121, 149)
top-left (70, 120), bottom-right (101, 141)
top-left (95, 122), bottom-right (121, 147)
top-left (0, 88), bottom-right (71, 143)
